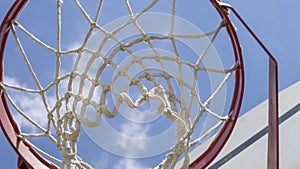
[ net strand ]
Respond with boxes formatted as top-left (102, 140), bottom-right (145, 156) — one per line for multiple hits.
top-left (10, 22), bottom-right (54, 135)
top-left (94, 0), bottom-right (104, 23)
top-left (12, 21), bottom-right (57, 53)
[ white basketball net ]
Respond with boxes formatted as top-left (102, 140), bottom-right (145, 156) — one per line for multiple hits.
top-left (1, 0), bottom-right (238, 168)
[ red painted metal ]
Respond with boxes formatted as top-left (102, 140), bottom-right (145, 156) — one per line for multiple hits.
top-left (190, 1), bottom-right (279, 168)
top-left (0, 0), bottom-right (58, 168)
top-left (268, 60), bottom-right (279, 169)
top-left (221, 3), bottom-right (279, 169)
top-left (189, 0), bottom-right (245, 168)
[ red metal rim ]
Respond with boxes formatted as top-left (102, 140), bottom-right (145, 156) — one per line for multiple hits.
top-left (0, 0), bottom-right (58, 168)
top-left (0, 0), bottom-right (244, 168)
top-left (189, 0), bottom-right (245, 168)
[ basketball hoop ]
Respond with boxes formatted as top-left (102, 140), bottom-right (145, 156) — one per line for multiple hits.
top-left (0, 0), bottom-right (278, 169)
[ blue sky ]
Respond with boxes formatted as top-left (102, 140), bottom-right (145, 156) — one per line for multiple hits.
top-left (1, 0), bottom-right (299, 169)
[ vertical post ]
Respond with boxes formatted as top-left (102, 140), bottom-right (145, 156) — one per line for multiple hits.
top-left (268, 59), bottom-right (279, 169)
top-left (221, 4), bottom-right (280, 168)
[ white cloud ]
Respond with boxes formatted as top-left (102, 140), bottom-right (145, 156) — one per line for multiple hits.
top-left (4, 76), bottom-right (55, 132)
top-left (113, 158), bottom-right (147, 169)
top-left (116, 122), bottom-right (150, 156)
top-left (67, 41), bottom-right (81, 51)
top-left (14, 94), bottom-right (51, 129)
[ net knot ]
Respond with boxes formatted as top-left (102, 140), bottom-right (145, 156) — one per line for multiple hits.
top-left (129, 16), bottom-right (136, 24)
top-left (168, 93), bottom-right (176, 102)
top-left (61, 147), bottom-right (75, 162)
top-left (65, 92), bottom-right (72, 99)
top-left (54, 78), bottom-right (60, 85)
top-left (220, 19), bottom-right (228, 27)
top-left (142, 93), bottom-right (150, 101)
top-left (66, 129), bottom-right (80, 142)
top-left (174, 141), bottom-right (184, 156)
top-left (177, 79), bottom-right (184, 87)
top-left (162, 71), bottom-right (171, 79)
top-left (83, 98), bottom-right (90, 105)
top-left (154, 85), bottom-right (165, 95)
top-left (154, 55), bottom-right (160, 62)
top-left (65, 111), bottom-right (74, 119)
top-left (92, 79), bottom-right (100, 86)
top-left (103, 85), bottom-right (111, 92)
top-left (145, 71), bottom-right (153, 81)
top-left (92, 52), bottom-right (101, 59)
top-left (190, 89), bottom-right (197, 97)
top-left (57, 118), bottom-right (62, 126)
top-left (47, 113), bottom-right (54, 120)
top-left (163, 108), bottom-right (173, 118)
top-left (76, 47), bottom-right (82, 53)
top-left (16, 134), bottom-right (25, 141)
top-left (176, 56), bottom-right (182, 65)
top-left (200, 104), bottom-right (206, 111)
top-left (44, 131), bottom-right (51, 137)
top-left (130, 78), bottom-right (139, 85)
top-left (120, 44), bottom-right (127, 52)
top-left (193, 64), bottom-right (200, 71)
top-left (80, 72), bottom-right (88, 80)
top-left (70, 71), bottom-right (77, 79)
top-left (104, 57), bottom-right (111, 64)
top-left (106, 32), bottom-right (113, 39)
top-left (90, 22), bottom-right (97, 28)
top-left (142, 35), bottom-right (149, 42)
top-left (56, 101), bottom-right (62, 108)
